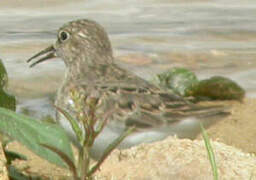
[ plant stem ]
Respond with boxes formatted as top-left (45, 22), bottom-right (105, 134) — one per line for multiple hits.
top-left (88, 127), bottom-right (135, 176)
top-left (79, 139), bottom-right (91, 180)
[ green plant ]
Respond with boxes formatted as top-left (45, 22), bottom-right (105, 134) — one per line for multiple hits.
top-left (0, 59), bottom-right (16, 111)
top-left (53, 89), bottom-right (135, 179)
top-left (0, 89), bottom-right (134, 179)
top-left (200, 123), bottom-right (218, 180)
top-left (0, 107), bottom-right (74, 167)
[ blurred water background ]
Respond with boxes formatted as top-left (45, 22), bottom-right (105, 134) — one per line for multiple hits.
top-left (0, 0), bottom-right (256, 118)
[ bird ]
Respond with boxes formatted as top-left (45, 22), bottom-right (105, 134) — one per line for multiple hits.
top-left (27, 19), bottom-right (229, 158)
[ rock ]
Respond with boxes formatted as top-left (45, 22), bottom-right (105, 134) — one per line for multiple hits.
top-left (95, 136), bottom-right (256, 180)
top-left (153, 67), bottom-right (245, 101)
top-left (154, 67), bottom-right (199, 96)
top-left (0, 143), bottom-right (9, 180)
top-left (191, 76), bottom-right (245, 101)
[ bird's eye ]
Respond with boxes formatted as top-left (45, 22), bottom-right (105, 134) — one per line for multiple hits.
top-left (59, 31), bottom-right (70, 42)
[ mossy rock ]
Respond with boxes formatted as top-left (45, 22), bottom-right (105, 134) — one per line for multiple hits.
top-left (0, 59), bottom-right (16, 110)
top-left (155, 67), bottom-right (199, 96)
top-left (190, 76), bottom-right (245, 101)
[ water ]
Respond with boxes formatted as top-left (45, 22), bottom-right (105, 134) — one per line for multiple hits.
top-left (1, 0), bottom-right (256, 117)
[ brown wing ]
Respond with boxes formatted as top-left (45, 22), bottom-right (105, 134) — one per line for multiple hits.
top-left (94, 80), bottom-right (229, 131)
top-left (60, 63), bottom-right (229, 131)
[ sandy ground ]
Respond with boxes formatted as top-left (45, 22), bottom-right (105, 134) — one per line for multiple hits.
top-left (197, 98), bottom-right (256, 155)
top-left (94, 137), bottom-right (256, 180)
top-left (1, 98), bottom-right (255, 179)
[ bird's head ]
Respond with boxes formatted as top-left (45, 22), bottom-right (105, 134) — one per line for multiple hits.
top-left (27, 19), bottom-right (113, 68)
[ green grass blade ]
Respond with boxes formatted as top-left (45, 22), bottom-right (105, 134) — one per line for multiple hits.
top-left (200, 123), bottom-right (218, 180)
top-left (0, 107), bottom-right (74, 168)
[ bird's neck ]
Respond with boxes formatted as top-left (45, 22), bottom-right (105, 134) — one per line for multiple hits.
top-left (65, 62), bottom-right (114, 83)
top-left (64, 53), bottom-right (115, 83)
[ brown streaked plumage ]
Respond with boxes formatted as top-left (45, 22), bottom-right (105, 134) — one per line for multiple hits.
top-left (27, 19), bottom-right (229, 158)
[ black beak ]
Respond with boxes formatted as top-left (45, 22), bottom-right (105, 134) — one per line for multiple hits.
top-left (27, 45), bottom-right (57, 68)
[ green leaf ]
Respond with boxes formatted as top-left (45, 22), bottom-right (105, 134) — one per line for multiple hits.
top-left (0, 89), bottom-right (16, 111)
top-left (0, 59), bottom-right (16, 111)
top-left (0, 107), bottom-right (74, 168)
top-left (4, 150), bottom-right (27, 165)
top-left (8, 165), bottom-right (31, 180)
top-left (200, 123), bottom-right (218, 180)
top-left (0, 59), bottom-right (8, 89)
top-left (41, 144), bottom-right (78, 179)
top-left (55, 106), bottom-right (83, 144)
